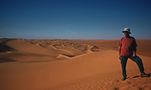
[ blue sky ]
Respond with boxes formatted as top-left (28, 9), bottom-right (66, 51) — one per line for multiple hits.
top-left (0, 0), bottom-right (151, 39)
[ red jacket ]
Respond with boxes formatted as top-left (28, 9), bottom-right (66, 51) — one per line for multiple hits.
top-left (119, 36), bottom-right (137, 56)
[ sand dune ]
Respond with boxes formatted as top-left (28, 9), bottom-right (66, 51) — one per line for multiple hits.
top-left (0, 39), bottom-right (151, 90)
top-left (0, 39), bottom-right (96, 62)
top-left (0, 39), bottom-right (57, 62)
top-left (6, 39), bottom-right (49, 54)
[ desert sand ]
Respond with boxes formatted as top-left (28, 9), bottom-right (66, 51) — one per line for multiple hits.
top-left (0, 39), bottom-right (151, 90)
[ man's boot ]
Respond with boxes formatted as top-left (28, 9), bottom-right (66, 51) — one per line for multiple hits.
top-left (141, 72), bottom-right (150, 77)
top-left (121, 76), bottom-right (127, 81)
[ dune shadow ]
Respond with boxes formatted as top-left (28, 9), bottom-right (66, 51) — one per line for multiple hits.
top-left (0, 39), bottom-right (16, 52)
top-left (0, 44), bottom-right (16, 52)
top-left (0, 39), bottom-right (16, 63)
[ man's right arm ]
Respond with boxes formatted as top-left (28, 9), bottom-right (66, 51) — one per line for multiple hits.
top-left (118, 38), bottom-right (122, 57)
top-left (119, 46), bottom-right (121, 56)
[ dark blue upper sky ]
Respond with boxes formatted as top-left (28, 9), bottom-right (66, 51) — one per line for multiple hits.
top-left (0, 0), bottom-right (151, 39)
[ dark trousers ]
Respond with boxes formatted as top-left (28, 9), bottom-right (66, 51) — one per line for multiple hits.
top-left (119, 56), bottom-right (144, 77)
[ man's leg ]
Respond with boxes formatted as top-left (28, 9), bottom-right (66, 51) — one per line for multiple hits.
top-left (119, 56), bottom-right (128, 80)
top-left (130, 56), bottom-right (145, 74)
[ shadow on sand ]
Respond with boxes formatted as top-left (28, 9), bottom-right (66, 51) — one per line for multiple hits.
top-left (132, 73), bottom-right (151, 78)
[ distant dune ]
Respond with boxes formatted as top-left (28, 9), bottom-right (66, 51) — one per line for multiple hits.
top-left (0, 39), bottom-right (100, 62)
top-left (0, 38), bottom-right (151, 90)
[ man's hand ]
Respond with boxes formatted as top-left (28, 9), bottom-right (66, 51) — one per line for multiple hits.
top-left (119, 55), bottom-right (123, 60)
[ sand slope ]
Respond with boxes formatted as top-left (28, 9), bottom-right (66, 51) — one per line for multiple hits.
top-left (0, 39), bottom-right (91, 62)
top-left (0, 39), bottom-right (57, 62)
top-left (6, 39), bottom-right (51, 54)
top-left (0, 50), bottom-right (151, 90)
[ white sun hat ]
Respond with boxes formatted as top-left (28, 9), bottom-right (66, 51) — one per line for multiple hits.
top-left (122, 28), bottom-right (131, 34)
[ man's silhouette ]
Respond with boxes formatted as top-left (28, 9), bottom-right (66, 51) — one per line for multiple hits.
top-left (119, 28), bottom-right (149, 81)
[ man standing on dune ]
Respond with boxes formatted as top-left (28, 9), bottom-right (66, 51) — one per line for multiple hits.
top-left (119, 28), bottom-right (149, 81)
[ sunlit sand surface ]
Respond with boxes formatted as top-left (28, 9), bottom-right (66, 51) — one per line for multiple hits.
top-left (0, 39), bottom-right (151, 90)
